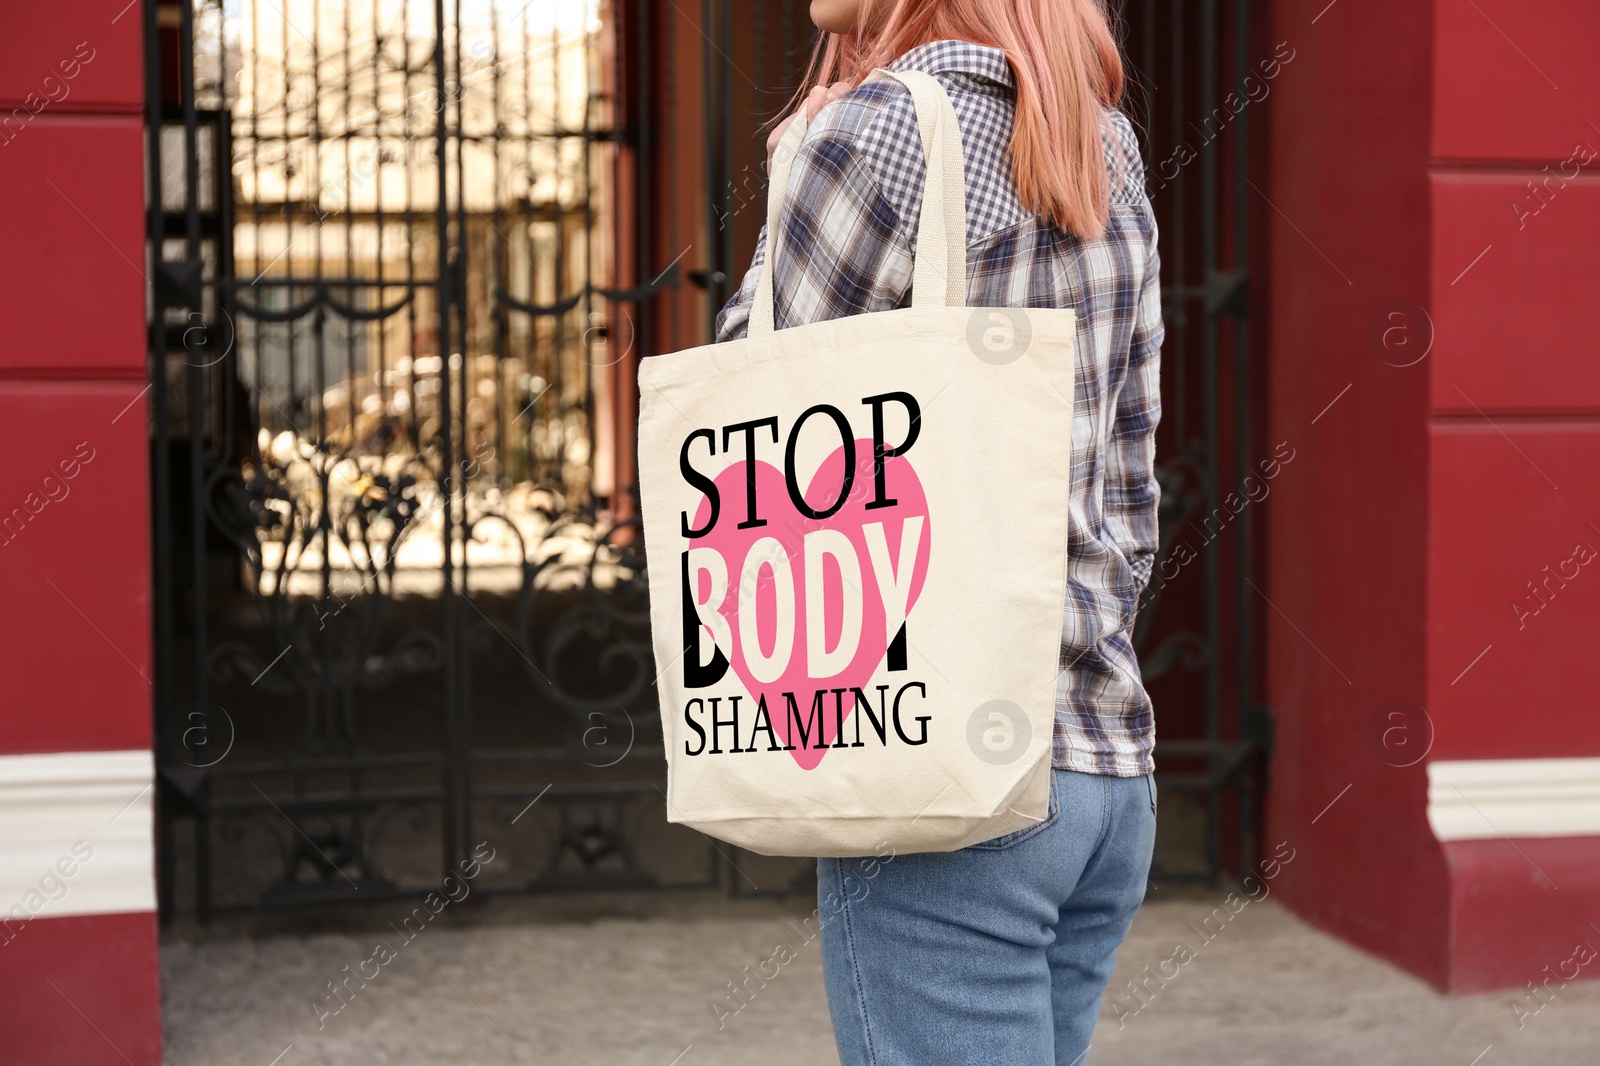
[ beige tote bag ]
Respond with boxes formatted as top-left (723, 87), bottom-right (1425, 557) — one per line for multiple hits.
top-left (636, 68), bottom-right (1076, 857)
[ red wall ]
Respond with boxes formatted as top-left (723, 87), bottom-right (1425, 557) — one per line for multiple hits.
top-left (0, 1), bottom-right (163, 1061)
top-left (1426, 0), bottom-right (1600, 993)
top-left (1264, 0), bottom-right (1600, 992)
top-left (1260, 0), bottom-right (1450, 987)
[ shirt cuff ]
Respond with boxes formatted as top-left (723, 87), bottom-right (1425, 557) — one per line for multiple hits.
top-left (1127, 551), bottom-right (1155, 592)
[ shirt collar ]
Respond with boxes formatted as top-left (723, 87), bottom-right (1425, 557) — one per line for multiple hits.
top-left (887, 40), bottom-right (1016, 90)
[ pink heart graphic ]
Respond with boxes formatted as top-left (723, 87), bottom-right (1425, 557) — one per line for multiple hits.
top-left (689, 441), bottom-right (931, 769)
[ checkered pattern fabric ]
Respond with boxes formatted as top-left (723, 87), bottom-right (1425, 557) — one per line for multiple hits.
top-left (713, 40), bottom-right (1162, 777)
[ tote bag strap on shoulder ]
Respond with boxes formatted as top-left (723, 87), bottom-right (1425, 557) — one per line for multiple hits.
top-left (748, 67), bottom-right (970, 339)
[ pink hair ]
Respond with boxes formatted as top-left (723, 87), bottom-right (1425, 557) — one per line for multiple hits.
top-left (797, 0), bottom-right (1126, 239)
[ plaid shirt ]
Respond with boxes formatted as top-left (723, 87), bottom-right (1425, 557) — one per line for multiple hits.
top-left (714, 40), bottom-right (1162, 777)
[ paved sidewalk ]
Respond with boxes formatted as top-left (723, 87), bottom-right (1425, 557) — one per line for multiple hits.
top-left (161, 889), bottom-right (1600, 1065)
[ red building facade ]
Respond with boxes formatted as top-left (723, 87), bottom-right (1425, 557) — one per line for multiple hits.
top-left (0, 2), bottom-right (163, 1062)
top-left (1261, 0), bottom-right (1600, 993)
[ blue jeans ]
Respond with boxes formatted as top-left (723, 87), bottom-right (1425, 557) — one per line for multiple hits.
top-left (816, 769), bottom-right (1157, 1066)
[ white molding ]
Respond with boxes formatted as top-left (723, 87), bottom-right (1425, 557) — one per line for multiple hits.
top-left (0, 749), bottom-right (155, 921)
top-left (1428, 757), bottom-right (1600, 842)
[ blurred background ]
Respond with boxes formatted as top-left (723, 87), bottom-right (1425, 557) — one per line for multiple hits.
top-left (1, 0), bottom-right (1597, 1063)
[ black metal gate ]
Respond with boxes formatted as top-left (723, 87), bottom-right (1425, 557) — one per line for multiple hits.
top-left (1120, 0), bottom-right (1269, 881)
top-left (149, 0), bottom-right (1269, 921)
top-left (146, 0), bottom-right (727, 922)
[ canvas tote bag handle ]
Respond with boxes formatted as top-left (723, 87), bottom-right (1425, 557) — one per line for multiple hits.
top-left (748, 68), bottom-right (969, 339)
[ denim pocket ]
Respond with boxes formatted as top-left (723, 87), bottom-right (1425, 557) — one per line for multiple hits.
top-left (964, 778), bottom-right (1061, 851)
top-left (1146, 773), bottom-right (1158, 817)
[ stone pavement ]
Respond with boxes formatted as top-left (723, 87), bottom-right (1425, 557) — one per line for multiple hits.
top-left (160, 887), bottom-right (1600, 1066)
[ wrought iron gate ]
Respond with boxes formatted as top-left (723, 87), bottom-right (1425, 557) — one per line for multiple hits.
top-left (146, 0), bottom-right (720, 922)
top-left (1120, 0), bottom-right (1269, 881)
top-left (149, 0), bottom-right (1270, 920)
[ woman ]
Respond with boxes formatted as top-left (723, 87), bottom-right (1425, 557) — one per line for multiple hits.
top-left (714, 1), bottom-right (1163, 1062)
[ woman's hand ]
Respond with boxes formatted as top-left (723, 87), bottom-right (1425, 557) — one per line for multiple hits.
top-left (767, 80), bottom-right (853, 166)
